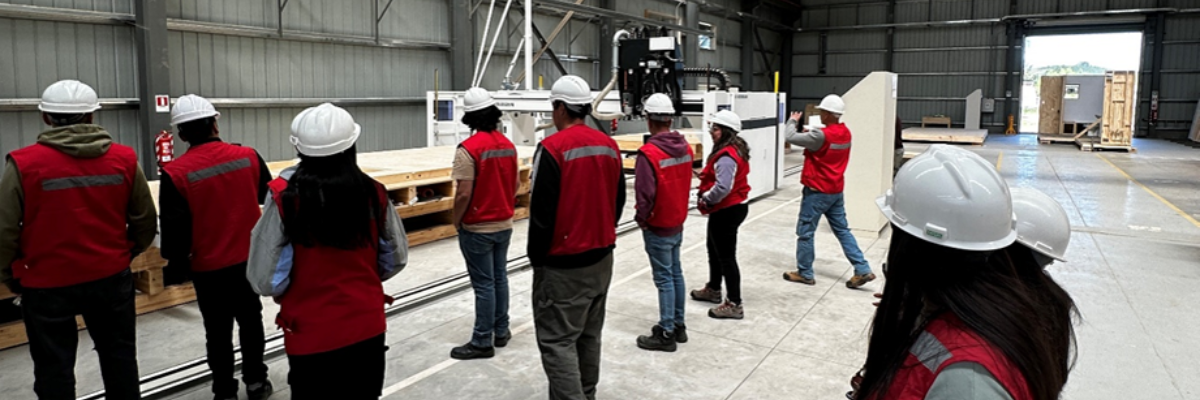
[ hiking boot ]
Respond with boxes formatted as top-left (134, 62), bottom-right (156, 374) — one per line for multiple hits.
top-left (636, 325), bottom-right (677, 352)
top-left (450, 343), bottom-right (495, 360)
top-left (690, 287), bottom-right (722, 304)
top-left (846, 273), bottom-right (877, 289)
top-left (247, 380), bottom-right (274, 400)
top-left (494, 330), bottom-right (512, 348)
top-left (708, 301), bottom-right (744, 320)
top-left (675, 323), bottom-right (688, 344)
top-left (783, 271), bottom-right (816, 285)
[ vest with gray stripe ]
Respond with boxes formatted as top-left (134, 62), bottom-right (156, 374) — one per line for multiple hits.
top-left (188, 158), bottom-right (252, 183)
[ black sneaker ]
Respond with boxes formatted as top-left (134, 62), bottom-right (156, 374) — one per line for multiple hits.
top-left (450, 343), bottom-right (495, 360)
top-left (247, 380), bottom-right (274, 400)
top-left (675, 323), bottom-right (688, 344)
top-left (494, 330), bottom-right (512, 348)
top-left (636, 325), bottom-right (677, 352)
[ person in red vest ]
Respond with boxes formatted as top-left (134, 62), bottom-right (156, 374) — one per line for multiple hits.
top-left (247, 103), bottom-right (407, 400)
top-left (0, 79), bottom-right (157, 399)
top-left (159, 94), bottom-right (274, 400)
top-left (782, 94), bottom-right (875, 289)
top-left (634, 93), bottom-right (694, 352)
top-left (857, 146), bottom-right (1076, 400)
top-left (450, 87), bottom-right (520, 360)
top-left (689, 110), bottom-right (751, 320)
top-left (528, 75), bottom-right (625, 400)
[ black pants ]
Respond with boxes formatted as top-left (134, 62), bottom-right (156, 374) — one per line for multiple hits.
top-left (21, 269), bottom-right (139, 400)
top-left (191, 263), bottom-right (268, 397)
top-left (705, 203), bottom-right (748, 304)
top-left (533, 253), bottom-right (614, 400)
top-left (287, 334), bottom-right (387, 400)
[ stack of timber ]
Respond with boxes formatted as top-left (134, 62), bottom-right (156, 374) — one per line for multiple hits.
top-left (265, 146), bottom-right (536, 246)
top-left (612, 133), bottom-right (704, 170)
top-left (0, 146), bottom-right (535, 350)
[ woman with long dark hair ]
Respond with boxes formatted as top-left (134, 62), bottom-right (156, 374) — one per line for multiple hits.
top-left (859, 145), bottom-right (1076, 400)
top-left (247, 103), bottom-right (408, 400)
top-left (690, 110), bottom-right (752, 319)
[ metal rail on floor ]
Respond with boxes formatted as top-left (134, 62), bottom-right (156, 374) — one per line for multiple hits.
top-left (79, 164), bottom-right (804, 399)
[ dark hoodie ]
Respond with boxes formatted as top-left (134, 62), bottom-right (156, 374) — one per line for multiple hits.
top-left (635, 130), bottom-right (692, 237)
top-left (0, 124), bottom-right (158, 293)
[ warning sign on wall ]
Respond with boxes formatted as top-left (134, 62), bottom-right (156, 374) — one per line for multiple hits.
top-left (155, 95), bottom-right (170, 113)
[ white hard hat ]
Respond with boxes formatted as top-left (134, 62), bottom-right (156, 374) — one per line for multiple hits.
top-left (816, 94), bottom-right (845, 116)
top-left (549, 75), bottom-right (593, 105)
top-left (710, 110), bottom-right (742, 133)
top-left (289, 103), bottom-right (361, 157)
top-left (39, 80), bottom-right (101, 114)
top-left (644, 93), bottom-right (675, 121)
top-left (876, 144), bottom-right (1017, 251)
top-left (1010, 187), bottom-right (1071, 262)
top-left (171, 94), bottom-right (221, 126)
top-left (462, 87), bottom-right (496, 113)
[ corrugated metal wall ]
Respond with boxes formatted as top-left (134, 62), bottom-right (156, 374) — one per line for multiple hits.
top-left (792, 0), bottom-right (1200, 138)
top-left (1, 0), bottom-right (790, 167)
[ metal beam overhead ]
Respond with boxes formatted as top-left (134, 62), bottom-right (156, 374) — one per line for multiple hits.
top-left (532, 0), bottom-right (707, 36)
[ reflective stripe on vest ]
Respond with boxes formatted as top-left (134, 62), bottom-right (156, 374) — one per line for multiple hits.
top-left (659, 155), bottom-right (693, 169)
top-left (9, 142), bottom-right (137, 288)
top-left (639, 140), bottom-right (694, 229)
top-left (460, 131), bottom-right (519, 225)
top-left (188, 158), bottom-right (252, 183)
top-left (162, 142), bottom-right (263, 272)
top-left (541, 125), bottom-right (621, 256)
top-left (881, 314), bottom-right (1033, 400)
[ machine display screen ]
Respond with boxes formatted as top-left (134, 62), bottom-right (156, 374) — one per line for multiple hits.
top-left (437, 100), bottom-right (455, 121)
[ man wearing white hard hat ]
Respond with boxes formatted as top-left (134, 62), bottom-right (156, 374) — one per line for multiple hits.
top-left (0, 79), bottom-right (157, 399)
top-left (528, 75), bottom-right (626, 400)
top-left (248, 103), bottom-right (407, 399)
top-left (159, 94), bottom-right (274, 400)
top-left (633, 93), bottom-right (694, 352)
top-left (782, 94), bottom-right (875, 289)
top-left (1008, 187), bottom-right (1071, 268)
top-left (449, 87), bottom-right (521, 361)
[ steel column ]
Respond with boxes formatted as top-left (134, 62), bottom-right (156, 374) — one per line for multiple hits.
top-left (133, 0), bottom-right (170, 179)
top-left (451, 0), bottom-right (475, 90)
top-left (596, 0), bottom-right (614, 134)
top-left (685, 1), bottom-right (700, 89)
top-left (741, 1), bottom-right (758, 89)
top-left (1147, 12), bottom-right (1166, 137)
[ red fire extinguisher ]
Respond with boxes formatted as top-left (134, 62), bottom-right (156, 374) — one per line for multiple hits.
top-left (611, 119), bottom-right (618, 132)
top-left (155, 130), bottom-right (175, 167)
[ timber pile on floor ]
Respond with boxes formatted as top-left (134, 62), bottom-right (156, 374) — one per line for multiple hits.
top-left (265, 146), bottom-right (536, 246)
top-left (0, 146), bottom-right (535, 350)
top-left (0, 249), bottom-right (186, 350)
top-left (612, 133), bottom-right (704, 170)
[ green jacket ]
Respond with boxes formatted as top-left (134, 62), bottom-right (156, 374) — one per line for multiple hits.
top-left (0, 124), bottom-right (158, 293)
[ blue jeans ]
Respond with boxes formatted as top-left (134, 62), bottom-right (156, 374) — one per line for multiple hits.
top-left (643, 230), bottom-right (685, 332)
top-left (459, 228), bottom-right (513, 347)
top-left (795, 187), bottom-right (871, 279)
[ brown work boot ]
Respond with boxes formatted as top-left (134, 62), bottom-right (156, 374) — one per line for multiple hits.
top-left (846, 273), bottom-right (877, 289)
top-left (690, 287), bottom-right (722, 304)
top-left (782, 271), bottom-right (816, 285)
top-left (707, 301), bottom-right (744, 320)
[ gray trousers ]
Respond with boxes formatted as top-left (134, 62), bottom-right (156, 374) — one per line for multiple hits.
top-left (533, 253), bottom-right (614, 400)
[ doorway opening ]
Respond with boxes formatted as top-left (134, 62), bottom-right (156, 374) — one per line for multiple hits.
top-left (1020, 32), bottom-right (1143, 134)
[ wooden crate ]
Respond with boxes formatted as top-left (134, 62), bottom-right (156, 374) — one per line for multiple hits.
top-left (921, 116), bottom-right (952, 128)
top-left (1101, 71), bottom-right (1136, 147)
top-left (1039, 76), bottom-right (1066, 135)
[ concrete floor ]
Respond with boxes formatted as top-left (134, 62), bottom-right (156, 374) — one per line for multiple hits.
top-left (1, 134), bottom-right (1198, 399)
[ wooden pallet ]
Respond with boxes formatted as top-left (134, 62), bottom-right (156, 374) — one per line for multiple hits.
top-left (1076, 137), bottom-right (1136, 152)
top-left (1038, 133), bottom-right (1078, 144)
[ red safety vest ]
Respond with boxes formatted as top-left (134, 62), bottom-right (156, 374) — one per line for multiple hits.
top-left (459, 131), bottom-right (518, 225)
top-left (8, 143), bottom-right (137, 288)
top-left (269, 178), bottom-right (391, 356)
top-left (801, 123), bottom-right (853, 194)
top-left (162, 142), bottom-right (263, 272)
top-left (539, 124), bottom-right (622, 256)
top-left (638, 139), bottom-right (694, 229)
top-left (881, 314), bottom-right (1033, 400)
top-left (697, 146), bottom-right (750, 215)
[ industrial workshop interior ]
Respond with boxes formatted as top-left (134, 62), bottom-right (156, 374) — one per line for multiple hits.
top-left (1, 0), bottom-right (1199, 399)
